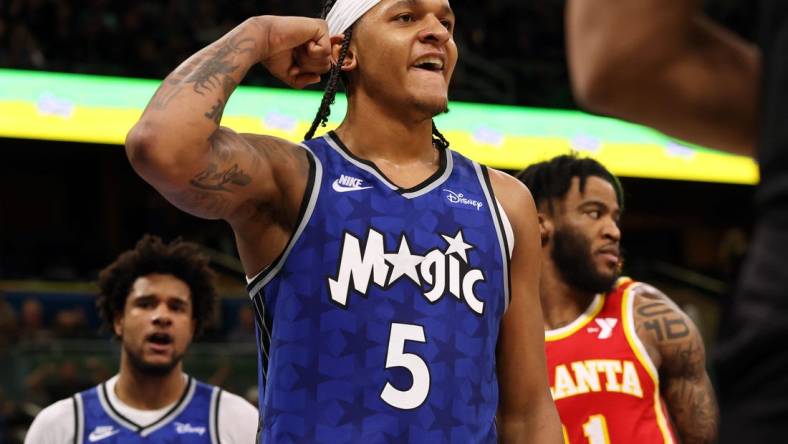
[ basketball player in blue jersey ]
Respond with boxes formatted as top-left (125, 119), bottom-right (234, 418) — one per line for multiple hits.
top-left (24, 236), bottom-right (258, 444)
top-left (125, 0), bottom-right (562, 442)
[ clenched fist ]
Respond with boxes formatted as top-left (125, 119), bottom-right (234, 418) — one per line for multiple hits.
top-left (255, 15), bottom-right (335, 89)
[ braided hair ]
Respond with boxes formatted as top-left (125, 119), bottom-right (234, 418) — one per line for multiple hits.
top-left (304, 0), bottom-right (450, 150)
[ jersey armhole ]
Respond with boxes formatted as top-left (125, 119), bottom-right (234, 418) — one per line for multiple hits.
top-left (495, 199), bottom-right (514, 258)
top-left (474, 163), bottom-right (512, 313)
top-left (246, 146), bottom-right (322, 291)
top-left (621, 283), bottom-right (660, 382)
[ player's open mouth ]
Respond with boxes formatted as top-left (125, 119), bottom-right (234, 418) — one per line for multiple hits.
top-left (146, 332), bottom-right (173, 346)
top-left (412, 55), bottom-right (446, 72)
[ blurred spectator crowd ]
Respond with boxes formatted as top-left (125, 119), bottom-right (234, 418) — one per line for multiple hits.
top-left (0, 0), bottom-right (572, 106)
top-left (0, 0), bottom-right (757, 106)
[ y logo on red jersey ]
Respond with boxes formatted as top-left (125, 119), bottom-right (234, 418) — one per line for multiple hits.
top-left (588, 318), bottom-right (618, 339)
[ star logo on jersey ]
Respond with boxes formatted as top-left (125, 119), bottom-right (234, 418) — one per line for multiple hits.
top-left (332, 174), bottom-right (373, 193)
top-left (588, 318), bottom-right (618, 339)
top-left (384, 236), bottom-right (423, 285)
top-left (328, 228), bottom-right (486, 315)
top-left (88, 426), bottom-right (120, 442)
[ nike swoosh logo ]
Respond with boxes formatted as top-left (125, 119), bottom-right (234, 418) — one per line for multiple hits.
top-left (88, 429), bottom-right (120, 442)
top-left (332, 179), bottom-right (373, 193)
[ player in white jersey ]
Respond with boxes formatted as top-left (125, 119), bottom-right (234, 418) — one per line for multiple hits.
top-left (24, 235), bottom-right (257, 444)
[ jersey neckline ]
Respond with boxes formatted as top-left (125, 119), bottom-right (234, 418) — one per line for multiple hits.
top-left (544, 293), bottom-right (605, 342)
top-left (98, 374), bottom-right (195, 435)
top-left (325, 131), bottom-right (453, 198)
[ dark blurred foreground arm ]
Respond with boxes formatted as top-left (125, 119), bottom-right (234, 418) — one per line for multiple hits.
top-left (566, 0), bottom-right (760, 156)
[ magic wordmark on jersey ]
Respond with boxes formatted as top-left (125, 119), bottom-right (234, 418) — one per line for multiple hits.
top-left (328, 228), bottom-right (487, 315)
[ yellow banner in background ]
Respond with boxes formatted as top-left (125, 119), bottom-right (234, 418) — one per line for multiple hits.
top-left (0, 69), bottom-right (759, 185)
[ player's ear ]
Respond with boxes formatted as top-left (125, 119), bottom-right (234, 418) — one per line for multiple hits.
top-left (331, 34), bottom-right (357, 72)
top-left (113, 311), bottom-right (123, 337)
top-left (538, 213), bottom-right (553, 247)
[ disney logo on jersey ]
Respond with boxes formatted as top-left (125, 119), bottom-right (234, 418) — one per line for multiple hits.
top-left (88, 426), bottom-right (120, 442)
top-left (174, 422), bottom-right (206, 435)
top-left (332, 174), bottom-right (373, 193)
top-left (443, 189), bottom-right (484, 211)
top-left (328, 228), bottom-right (486, 315)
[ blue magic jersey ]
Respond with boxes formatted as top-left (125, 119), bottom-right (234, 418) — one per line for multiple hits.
top-left (72, 377), bottom-right (221, 443)
top-left (247, 132), bottom-right (512, 443)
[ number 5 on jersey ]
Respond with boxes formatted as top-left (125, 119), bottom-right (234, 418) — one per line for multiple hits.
top-left (381, 323), bottom-right (431, 409)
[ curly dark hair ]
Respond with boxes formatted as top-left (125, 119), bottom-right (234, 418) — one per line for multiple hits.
top-left (97, 235), bottom-right (216, 336)
top-left (516, 153), bottom-right (625, 214)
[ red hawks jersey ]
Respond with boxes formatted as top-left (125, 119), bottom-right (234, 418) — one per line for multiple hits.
top-left (545, 278), bottom-right (678, 444)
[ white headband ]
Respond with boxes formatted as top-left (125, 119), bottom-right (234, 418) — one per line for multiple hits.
top-left (325, 0), bottom-right (382, 36)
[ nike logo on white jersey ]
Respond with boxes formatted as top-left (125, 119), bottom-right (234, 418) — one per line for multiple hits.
top-left (88, 426), bottom-right (120, 442)
top-left (332, 174), bottom-right (373, 193)
top-left (590, 318), bottom-right (618, 339)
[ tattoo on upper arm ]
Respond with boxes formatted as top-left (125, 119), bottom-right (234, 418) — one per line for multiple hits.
top-left (184, 35), bottom-right (253, 95)
top-left (150, 33), bottom-right (250, 112)
top-left (150, 78), bottom-right (183, 110)
top-left (203, 77), bottom-right (237, 124)
top-left (667, 340), bottom-right (703, 380)
top-left (175, 188), bottom-right (233, 216)
top-left (205, 100), bottom-right (226, 125)
top-left (663, 339), bottom-right (718, 443)
top-left (663, 317), bottom-right (689, 339)
top-left (643, 319), bottom-right (663, 341)
top-left (637, 302), bottom-right (671, 317)
top-left (190, 163), bottom-right (252, 191)
top-left (635, 289), bottom-right (718, 443)
top-left (188, 126), bottom-right (266, 195)
top-left (637, 301), bottom-right (690, 342)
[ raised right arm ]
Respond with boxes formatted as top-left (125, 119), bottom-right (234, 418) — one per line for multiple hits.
top-left (125, 16), bottom-right (332, 224)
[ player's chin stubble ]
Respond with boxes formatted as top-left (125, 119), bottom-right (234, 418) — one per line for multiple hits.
top-left (552, 226), bottom-right (619, 295)
top-left (125, 345), bottom-right (184, 377)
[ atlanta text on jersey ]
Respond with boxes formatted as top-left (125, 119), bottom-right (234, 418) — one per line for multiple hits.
top-left (551, 359), bottom-right (644, 401)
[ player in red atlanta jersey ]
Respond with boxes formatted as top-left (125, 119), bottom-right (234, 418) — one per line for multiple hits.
top-left (517, 154), bottom-right (718, 444)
